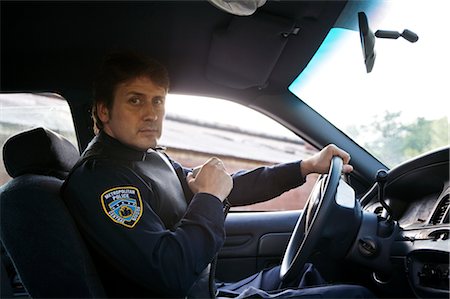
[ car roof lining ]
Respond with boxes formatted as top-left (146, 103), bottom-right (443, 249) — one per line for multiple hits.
top-left (206, 11), bottom-right (296, 90)
top-left (1, 1), bottom-right (345, 95)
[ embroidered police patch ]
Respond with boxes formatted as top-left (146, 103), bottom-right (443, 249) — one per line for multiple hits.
top-left (100, 186), bottom-right (143, 228)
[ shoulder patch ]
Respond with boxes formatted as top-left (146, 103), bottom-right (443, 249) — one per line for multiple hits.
top-left (100, 186), bottom-right (143, 228)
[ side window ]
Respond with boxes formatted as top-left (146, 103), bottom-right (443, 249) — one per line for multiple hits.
top-left (160, 94), bottom-right (319, 211)
top-left (0, 93), bottom-right (78, 185)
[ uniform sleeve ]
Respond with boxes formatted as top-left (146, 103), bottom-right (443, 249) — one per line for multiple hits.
top-left (228, 160), bottom-right (304, 206)
top-left (171, 158), bottom-right (304, 207)
top-left (62, 160), bottom-right (225, 297)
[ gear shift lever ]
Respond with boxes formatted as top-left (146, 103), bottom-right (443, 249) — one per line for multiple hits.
top-left (376, 169), bottom-right (395, 237)
top-left (376, 169), bottom-right (392, 220)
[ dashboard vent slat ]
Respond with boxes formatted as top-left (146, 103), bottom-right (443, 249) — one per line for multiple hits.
top-left (430, 194), bottom-right (450, 225)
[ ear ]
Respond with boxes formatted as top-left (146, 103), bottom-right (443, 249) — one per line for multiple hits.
top-left (97, 102), bottom-right (110, 123)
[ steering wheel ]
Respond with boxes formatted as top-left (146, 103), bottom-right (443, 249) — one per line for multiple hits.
top-left (280, 156), bottom-right (346, 284)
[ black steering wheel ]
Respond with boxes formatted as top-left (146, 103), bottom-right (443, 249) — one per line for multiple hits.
top-left (280, 156), bottom-right (355, 284)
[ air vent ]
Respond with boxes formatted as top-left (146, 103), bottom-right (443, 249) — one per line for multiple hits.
top-left (430, 194), bottom-right (450, 225)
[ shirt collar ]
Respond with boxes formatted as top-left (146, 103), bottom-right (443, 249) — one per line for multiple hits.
top-left (86, 131), bottom-right (165, 161)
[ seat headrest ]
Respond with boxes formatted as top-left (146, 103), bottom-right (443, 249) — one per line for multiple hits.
top-left (3, 127), bottom-right (80, 179)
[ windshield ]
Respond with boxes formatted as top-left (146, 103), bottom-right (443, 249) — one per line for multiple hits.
top-left (289, 0), bottom-right (449, 168)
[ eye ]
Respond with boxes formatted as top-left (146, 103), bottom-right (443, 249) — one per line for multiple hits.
top-left (153, 97), bottom-right (165, 106)
top-left (129, 97), bottom-right (142, 105)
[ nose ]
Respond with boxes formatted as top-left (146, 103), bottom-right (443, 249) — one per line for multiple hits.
top-left (142, 103), bottom-right (158, 121)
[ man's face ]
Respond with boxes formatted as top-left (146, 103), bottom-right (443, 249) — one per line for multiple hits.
top-left (98, 76), bottom-right (166, 151)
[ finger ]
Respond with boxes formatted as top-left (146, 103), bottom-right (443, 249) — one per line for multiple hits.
top-left (342, 164), bottom-right (354, 173)
top-left (206, 157), bottom-right (220, 165)
top-left (339, 150), bottom-right (351, 165)
top-left (215, 161), bottom-right (226, 171)
top-left (207, 157), bottom-right (226, 171)
top-left (329, 144), bottom-right (351, 164)
top-left (186, 172), bottom-right (195, 184)
top-left (192, 166), bottom-right (201, 178)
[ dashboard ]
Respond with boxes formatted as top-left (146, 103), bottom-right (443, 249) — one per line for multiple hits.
top-left (363, 147), bottom-right (449, 227)
top-left (360, 146), bottom-right (449, 298)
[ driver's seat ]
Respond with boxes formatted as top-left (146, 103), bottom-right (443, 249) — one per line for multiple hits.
top-left (0, 127), bottom-right (105, 298)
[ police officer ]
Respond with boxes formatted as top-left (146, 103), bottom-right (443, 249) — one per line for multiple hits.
top-left (62, 51), bottom-right (372, 298)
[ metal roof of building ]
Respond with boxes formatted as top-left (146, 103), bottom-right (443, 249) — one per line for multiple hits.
top-left (160, 115), bottom-right (316, 164)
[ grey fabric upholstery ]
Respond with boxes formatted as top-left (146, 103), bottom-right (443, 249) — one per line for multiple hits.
top-left (0, 127), bottom-right (105, 298)
top-left (206, 11), bottom-right (295, 89)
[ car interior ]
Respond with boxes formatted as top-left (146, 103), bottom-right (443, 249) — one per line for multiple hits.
top-left (1, 1), bottom-right (449, 298)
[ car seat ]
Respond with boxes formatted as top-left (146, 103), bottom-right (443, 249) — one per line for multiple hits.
top-left (0, 127), bottom-right (105, 298)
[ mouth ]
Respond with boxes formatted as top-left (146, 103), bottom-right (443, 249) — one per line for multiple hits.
top-left (138, 127), bottom-right (159, 135)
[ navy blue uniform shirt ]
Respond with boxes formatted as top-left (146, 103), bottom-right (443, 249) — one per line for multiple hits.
top-left (62, 131), bottom-right (303, 298)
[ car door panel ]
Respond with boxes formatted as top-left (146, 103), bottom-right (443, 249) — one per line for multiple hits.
top-left (216, 210), bottom-right (300, 282)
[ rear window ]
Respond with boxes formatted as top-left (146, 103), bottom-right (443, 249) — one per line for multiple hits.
top-left (0, 93), bottom-right (78, 185)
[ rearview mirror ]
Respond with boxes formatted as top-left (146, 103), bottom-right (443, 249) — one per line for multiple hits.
top-left (358, 12), bottom-right (376, 73)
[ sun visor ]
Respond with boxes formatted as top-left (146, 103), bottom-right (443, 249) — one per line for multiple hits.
top-left (206, 12), bottom-right (295, 89)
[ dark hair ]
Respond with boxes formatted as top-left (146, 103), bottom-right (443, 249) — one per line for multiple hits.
top-left (92, 51), bottom-right (170, 131)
